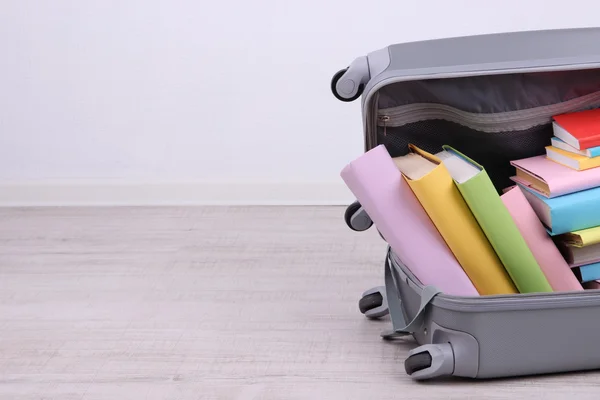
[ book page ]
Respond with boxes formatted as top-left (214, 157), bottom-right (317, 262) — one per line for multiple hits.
top-left (392, 153), bottom-right (437, 180)
top-left (438, 151), bottom-right (480, 184)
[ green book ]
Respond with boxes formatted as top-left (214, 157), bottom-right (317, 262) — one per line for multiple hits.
top-left (437, 145), bottom-right (553, 294)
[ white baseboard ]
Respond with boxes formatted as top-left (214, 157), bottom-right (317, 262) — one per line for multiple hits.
top-left (0, 181), bottom-right (355, 206)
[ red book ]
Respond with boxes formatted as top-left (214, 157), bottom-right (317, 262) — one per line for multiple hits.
top-left (553, 108), bottom-right (600, 150)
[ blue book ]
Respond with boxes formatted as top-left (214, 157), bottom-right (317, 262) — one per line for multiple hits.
top-left (518, 184), bottom-right (600, 236)
top-left (551, 137), bottom-right (600, 158)
top-left (573, 262), bottom-right (600, 283)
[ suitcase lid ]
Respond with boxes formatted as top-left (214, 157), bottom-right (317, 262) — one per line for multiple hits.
top-left (356, 28), bottom-right (600, 150)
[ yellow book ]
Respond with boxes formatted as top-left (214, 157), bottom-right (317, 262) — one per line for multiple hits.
top-left (545, 146), bottom-right (600, 171)
top-left (393, 145), bottom-right (517, 295)
top-left (556, 226), bottom-right (600, 248)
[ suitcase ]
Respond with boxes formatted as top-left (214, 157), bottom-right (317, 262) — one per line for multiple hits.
top-left (333, 27), bottom-right (600, 380)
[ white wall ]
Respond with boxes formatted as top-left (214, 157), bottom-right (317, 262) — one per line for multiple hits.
top-left (1, 0), bottom-right (599, 205)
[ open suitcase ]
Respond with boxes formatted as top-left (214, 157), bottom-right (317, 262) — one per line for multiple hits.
top-left (332, 27), bottom-right (600, 380)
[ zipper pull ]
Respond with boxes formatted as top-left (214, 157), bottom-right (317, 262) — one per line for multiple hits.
top-left (379, 115), bottom-right (390, 136)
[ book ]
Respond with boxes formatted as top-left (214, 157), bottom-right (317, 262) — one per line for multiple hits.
top-left (555, 226), bottom-right (600, 248)
top-left (553, 108), bottom-right (600, 150)
top-left (500, 186), bottom-right (582, 291)
top-left (545, 146), bottom-right (600, 171)
top-left (393, 144), bottom-right (517, 295)
top-left (573, 262), bottom-right (600, 283)
top-left (551, 137), bottom-right (600, 158)
top-left (510, 155), bottom-right (600, 198)
top-left (437, 147), bottom-right (553, 293)
top-left (518, 184), bottom-right (600, 235)
top-left (556, 241), bottom-right (600, 267)
top-left (339, 145), bottom-right (479, 296)
top-left (584, 280), bottom-right (600, 290)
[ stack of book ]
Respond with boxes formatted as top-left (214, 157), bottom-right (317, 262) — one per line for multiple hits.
top-left (555, 227), bottom-right (600, 287)
top-left (341, 142), bottom-right (571, 297)
top-left (340, 109), bottom-right (600, 296)
top-left (510, 108), bottom-right (600, 288)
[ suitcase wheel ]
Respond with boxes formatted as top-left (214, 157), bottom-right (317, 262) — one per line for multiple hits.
top-left (404, 351), bottom-right (433, 375)
top-left (404, 343), bottom-right (455, 380)
top-left (359, 292), bottom-right (383, 314)
top-left (359, 286), bottom-right (388, 319)
top-left (331, 68), bottom-right (364, 102)
top-left (344, 201), bottom-right (373, 232)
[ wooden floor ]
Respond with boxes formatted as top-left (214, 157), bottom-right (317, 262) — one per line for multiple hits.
top-left (1, 206), bottom-right (599, 399)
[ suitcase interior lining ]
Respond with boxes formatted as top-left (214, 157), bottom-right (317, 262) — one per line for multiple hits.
top-left (373, 68), bottom-right (600, 192)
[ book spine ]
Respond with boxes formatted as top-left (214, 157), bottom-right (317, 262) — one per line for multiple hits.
top-left (581, 135), bottom-right (600, 150)
top-left (405, 164), bottom-right (518, 295)
top-left (458, 173), bottom-right (553, 293)
top-left (551, 193), bottom-right (600, 235)
top-left (501, 187), bottom-right (583, 291)
top-left (590, 148), bottom-right (600, 157)
top-left (578, 262), bottom-right (600, 283)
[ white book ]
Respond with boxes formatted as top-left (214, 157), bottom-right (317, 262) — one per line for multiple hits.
top-left (551, 137), bottom-right (600, 158)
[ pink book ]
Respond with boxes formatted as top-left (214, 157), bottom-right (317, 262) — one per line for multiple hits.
top-left (510, 155), bottom-right (600, 198)
top-left (501, 186), bottom-right (583, 291)
top-left (340, 145), bottom-right (479, 297)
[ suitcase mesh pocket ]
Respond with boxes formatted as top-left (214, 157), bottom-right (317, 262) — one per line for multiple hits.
top-left (378, 121), bottom-right (552, 191)
top-left (371, 69), bottom-right (600, 192)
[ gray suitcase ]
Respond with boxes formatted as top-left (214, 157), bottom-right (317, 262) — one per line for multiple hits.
top-left (333, 27), bottom-right (600, 380)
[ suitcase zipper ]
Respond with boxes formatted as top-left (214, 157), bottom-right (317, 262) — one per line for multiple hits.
top-left (390, 251), bottom-right (600, 311)
top-left (376, 90), bottom-right (600, 134)
top-left (436, 291), bottom-right (600, 312)
top-left (381, 115), bottom-right (389, 136)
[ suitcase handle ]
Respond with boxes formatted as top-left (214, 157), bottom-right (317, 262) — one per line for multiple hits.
top-left (380, 254), bottom-right (441, 340)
